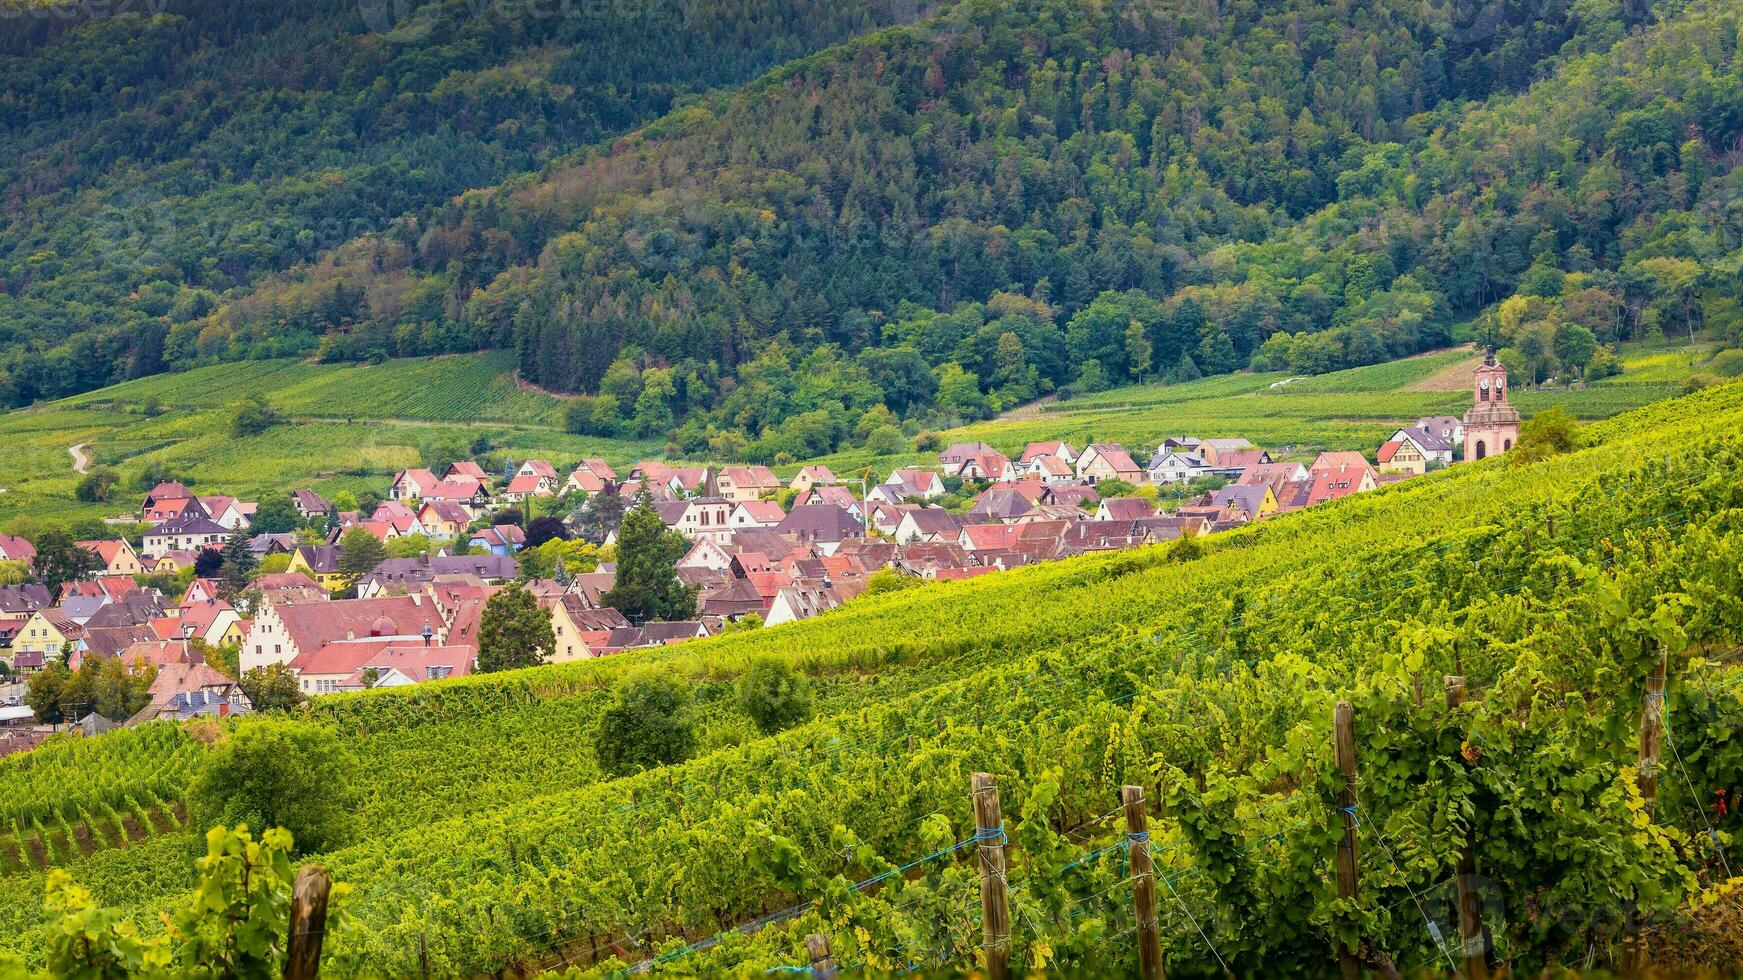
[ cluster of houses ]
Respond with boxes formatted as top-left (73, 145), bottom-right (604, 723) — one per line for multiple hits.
top-left (0, 358), bottom-right (1522, 735)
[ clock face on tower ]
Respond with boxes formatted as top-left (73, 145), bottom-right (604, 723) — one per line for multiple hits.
top-left (1480, 379), bottom-right (1490, 391)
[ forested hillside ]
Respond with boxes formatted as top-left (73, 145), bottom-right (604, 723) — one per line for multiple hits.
top-left (0, 0), bottom-right (927, 402)
top-left (201, 0), bottom-right (1742, 464)
top-left (3, 0), bottom-right (1740, 462)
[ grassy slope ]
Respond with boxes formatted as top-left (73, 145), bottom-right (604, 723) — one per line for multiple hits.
top-left (0, 352), bottom-right (660, 525)
top-left (0, 341), bottom-right (1719, 526)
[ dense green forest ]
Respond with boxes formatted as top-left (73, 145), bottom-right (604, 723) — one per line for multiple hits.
top-left (3, 0), bottom-right (1741, 464)
top-left (0, 0), bottom-right (927, 400)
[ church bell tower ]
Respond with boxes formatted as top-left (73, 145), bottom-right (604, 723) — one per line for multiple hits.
top-left (1463, 349), bottom-right (1521, 461)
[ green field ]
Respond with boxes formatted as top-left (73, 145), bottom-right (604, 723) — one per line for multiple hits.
top-left (0, 342), bottom-right (1722, 528)
top-left (0, 352), bottom-right (659, 527)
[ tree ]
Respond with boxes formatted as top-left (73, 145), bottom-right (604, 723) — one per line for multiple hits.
top-left (84, 658), bottom-right (155, 720)
top-left (230, 397), bottom-right (283, 437)
top-left (74, 466), bottom-right (119, 503)
top-left (476, 583), bottom-right (556, 672)
top-left (189, 719), bottom-right (358, 855)
top-left (249, 496), bottom-right (303, 535)
top-left (24, 661), bottom-right (70, 725)
top-left (602, 496), bottom-right (695, 623)
top-left (194, 546), bottom-right (225, 579)
top-left (1552, 322), bottom-right (1600, 378)
top-left (933, 362), bottom-right (989, 419)
top-left (218, 528), bottom-right (257, 599)
top-left (239, 663), bottom-right (306, 712)
top-left (1175, 353), bottom-right (1202, 381)
top-left (1074, 359), bottom-right (1109, 393)
top-left (195, 639), bottom-right (241, 681)
top-left (1094, 478), bottom-right (1142, 498)
top-left (336, 527), bottom-right (387, 584)
top-left (1124, 319), bottom-right (1153, 383)
top-left (30, 530), bottom-right (100, 594)
top-left (864, 424), bottom-right (906, 455)
top-left (594, 676), bottom-right (697, 777)
top-left (737, 659), bottom-right (814, 735)
top-left (571, 488), bottom-right (627, 540)
top-left (720, 613), bottom-right (763, 634)
top-left (524, 515), bottom-right (568, 550)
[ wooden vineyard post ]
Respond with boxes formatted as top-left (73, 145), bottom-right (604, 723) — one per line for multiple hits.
top-left (805, 934), bottom-right (837, 980)
top-left (1446, 677), bottom-right (1485, 980)
top-left (1333, 701), bottom-right (1361, 980)
top-left (1122, 785), bottom-right (1165, 980)
top-left (971, 772), bottom-right (1011, 980)
top-left (1638, 654), bottom-right (1666, 816)
top-left (286, 864), bottom-right (332, 980)
top-left (1626, 650), bottom-right (1669, 977)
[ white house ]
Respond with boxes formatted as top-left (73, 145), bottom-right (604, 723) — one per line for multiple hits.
top-left (1147, 449), bottom-right (1212, 485)
top-left (657, 497), bottom-right (736, 544)
top-left (730, 500), bottom-right (787, 530)
top-left (894, 507), bottom-right (962, 545)
top-left (881, 468), bottom-right (946, 500)
top-left (142, 515), bottom-right (229, 558)
top-left (1388, 426), bottom-right (1456, 467)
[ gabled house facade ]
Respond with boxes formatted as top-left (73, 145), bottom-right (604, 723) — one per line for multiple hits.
top-left (142, 515), bottom-right (228, 558)
top-left (1146, 450), bottom-right (1210, 484)
top-left (76, 539), bottom-right (143, 576)
top-left (788, 465), bottom-right (838, 492)
top-left (388, 469), bottom-right (440, 501)
top-left (1075, 444), bottom-right (1143, 484)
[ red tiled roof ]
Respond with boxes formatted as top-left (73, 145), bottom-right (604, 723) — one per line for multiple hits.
top-left (119, 639), bottom-right (196, 669)
top-left (0, 534), bottom-right (36, 562)
top-left (734, 500), bottom-right (786, 523)
top-left (1099, 497), bottom-right (1154, 521)
top-left (521, 460), bottom-right (559, 478)
top-left (76, 540), bottom-right (131, 565)
top-left (568, 469), bottom-right (607, 493)
top-left (275, 595), bottom-right (435, 657)
top-left (344, 644), bottom-right (477, 686)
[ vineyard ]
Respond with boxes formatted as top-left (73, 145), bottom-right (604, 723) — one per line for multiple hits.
top-left (56, 352), bottom-right (568, 426)
top-left (1, 381), bottom-right (1741, 973)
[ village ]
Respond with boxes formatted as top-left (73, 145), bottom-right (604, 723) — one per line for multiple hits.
top-left (0, 358), bottom-right (1521, 745)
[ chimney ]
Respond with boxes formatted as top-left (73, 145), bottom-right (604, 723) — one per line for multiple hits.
top-left (346, 629), bottom-right (355, 640)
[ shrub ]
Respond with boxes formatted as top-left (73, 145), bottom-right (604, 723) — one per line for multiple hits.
top-left (737, 659), bottom-right (814, 736)
top-left (1709, 349), bottom-right (1743, 378)
top-left (594, 676), bottom-right (697, 777)
top-left (188, 719), bottom-right (358, 855)
top-left (1511, 406), bottom-right (1585, 464)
